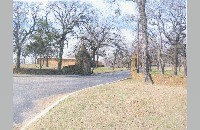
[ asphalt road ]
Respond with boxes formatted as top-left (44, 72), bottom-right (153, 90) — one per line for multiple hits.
top-left (13, 70), bottom-right (131, 125)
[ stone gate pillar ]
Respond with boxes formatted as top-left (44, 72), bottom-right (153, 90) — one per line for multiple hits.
top-left (131, 54), bottom-right (138, 72)
top-left (75, 44), bottom-right (91, 75)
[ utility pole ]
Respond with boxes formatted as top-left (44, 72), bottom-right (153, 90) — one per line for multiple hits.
top-left (137, 15), bottom-right (140, 73)
top-left (126, 0), bottom-right (140, 73)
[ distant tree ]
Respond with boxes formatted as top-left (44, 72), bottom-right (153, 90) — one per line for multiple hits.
top-left (148, 26), bottom-right (167, 75)
top-left (155, 0), bottom-right (186, 75)
top-left (75, 13), bottom-right (112, 71)
top-left (146, 0), bottom-right (186, 76)
top-left (104, 32), bottom-right (131, 69)
top-left (81, 26), bottom-right (111, 68)
top-left (181, 40), bottom-right (187, 76)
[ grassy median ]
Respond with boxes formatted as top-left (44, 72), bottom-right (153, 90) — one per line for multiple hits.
top-left (26, 79), bottom-right (187, 130)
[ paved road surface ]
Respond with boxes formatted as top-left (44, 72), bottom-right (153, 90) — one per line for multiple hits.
top-left (13, 70), bottom-right (130, 126)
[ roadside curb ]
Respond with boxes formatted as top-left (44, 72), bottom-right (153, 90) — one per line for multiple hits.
top-left (20, 77), bottom-right (129, 130)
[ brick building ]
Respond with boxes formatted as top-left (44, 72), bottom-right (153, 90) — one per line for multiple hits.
top-left (37, 58), bottom-right (77, 67)
top-left (37, 58), bottom-right (104, 68)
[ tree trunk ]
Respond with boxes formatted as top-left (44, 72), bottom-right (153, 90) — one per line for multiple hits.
top-left (113, 50), bottom-right (117, 70)
top-left (183, 44), bottom-right (187, 76)
top-left (42, 58), bottom-right (44, 65)
top-left (161, 63), bottom-right (165, 75)
top-left (92, 50), bottom-right (96, 72)
top-left (57, 46), bottom-right (64, 71)
top-left (178, 57), bottom-right (181, 72)
top-left (35, 58), bottom-right (37, 64)
top-left (183, 58), bottom-right (187, 76)
top-left (138, 0), bottom-right (153, 83)
top-left (34, 55), bottom-right (37, 64)
top-left (157, 50), bottom-right (165, 75)
top-left (112, 63), bottom-right (115, 70)
top-left (157, 62), bottom-right (159, 70)
top-left (158, 60), bottom-right (165, 75)
top-left (157, 20), bottom-right (165, 75)
top-left (16, 48), bottom-right (21, 69)
top-left (174, 44), bottom-right (178, 75)
top-left (136, 16), bottom-right (140, 73)
top-left (46, 56), bottom-right (49, 67)
top-left (39, 54), bottom-right (42, 70)
top-left (23, 58), bottom-right (25, 64)
top-left (149, 58), bottom-right (152, 72)
top-left (96, 52), bottom-right (99, 68)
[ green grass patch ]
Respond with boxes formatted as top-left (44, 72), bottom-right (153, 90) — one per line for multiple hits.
top-left (150, 67), bottom-right (184, 76)
top-left (26, 79), bottom-right (187, 130)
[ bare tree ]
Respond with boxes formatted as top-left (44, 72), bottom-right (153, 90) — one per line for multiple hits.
top-left (177, 39), bottom-right (187, 76)
top-left (156, 0), bottom-right (186, 75)
top-left (146, 0), bottom-right (186, 76)
top-left (77, 18), bottom-right (112, 71)
top-left (134, 0), bottom-right (153, 83)
top-left (13, 1), bottom-right (41, 68)
top-left (104, 31), bottom-right (131, 69)
top-left (148, 24), bottom-right (167, 75)
top-left (48, 1), bottom-right (89, 71)
top-left (182, 41), bottom-right (187, 76)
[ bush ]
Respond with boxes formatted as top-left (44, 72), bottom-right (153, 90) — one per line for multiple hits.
top-left (13, 67), bottom-right (81, 75)
top-left (13, 68), bottom-right (62, 75)
top-left (13, 64), bottom-right (93, 75)
top-left (62, 65), bottom-right (83, 75)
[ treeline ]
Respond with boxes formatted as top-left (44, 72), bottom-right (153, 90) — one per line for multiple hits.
top-left (13, 0), bottom-right (132, 71)
top-left (126, 0), bottom-right (186, 82)
top-left (13, 0), bottom-right (187, 81)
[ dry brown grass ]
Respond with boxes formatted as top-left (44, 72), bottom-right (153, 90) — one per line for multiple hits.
top-left (26, 79), bottom-right (187, 130)
top-left (131, 66), bottom-right (187, 88)
top-left (13, 64), bottom-right (57, 69)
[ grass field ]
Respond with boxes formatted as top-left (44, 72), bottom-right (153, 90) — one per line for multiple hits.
top-left (26, 79), bottom-right (187, 130)
top-left (150, 66), bottom-right (184, 76)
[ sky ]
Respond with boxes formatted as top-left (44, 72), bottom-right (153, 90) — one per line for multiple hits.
top-left (13, 0), bottom-right (137, 63)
